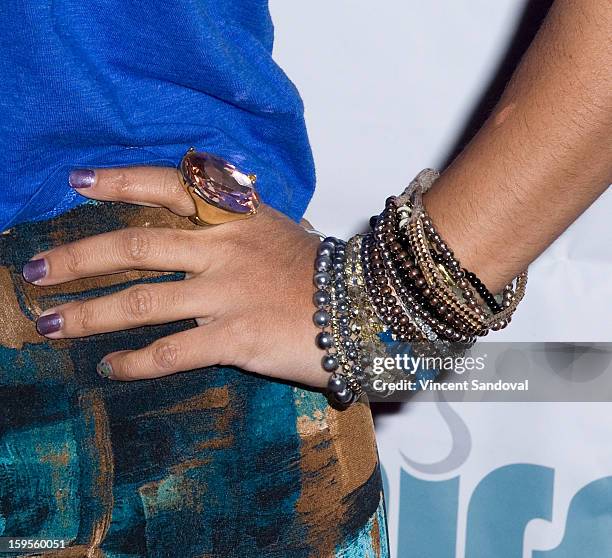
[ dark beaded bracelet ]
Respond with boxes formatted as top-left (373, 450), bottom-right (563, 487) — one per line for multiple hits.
top-left (394, 169), bottom-right (527, 334)
top-left (312, 237), bottom-right (363, 406)
top-left (309, 167), bottom-right (528, 404)
top-left (463, 269), bottom-right (503, 313)
top-left (373, 204), bottom-right (471, 342)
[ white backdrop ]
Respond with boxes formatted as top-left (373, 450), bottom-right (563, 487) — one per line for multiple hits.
top-left (271, 2), bottom-right (612, 557)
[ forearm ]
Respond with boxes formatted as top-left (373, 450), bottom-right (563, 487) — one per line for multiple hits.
top-left (424, 0), bottom-right (612, 293)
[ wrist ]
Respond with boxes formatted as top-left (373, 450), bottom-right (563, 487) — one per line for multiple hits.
top-left (422, 163), bottom-right (521, 294)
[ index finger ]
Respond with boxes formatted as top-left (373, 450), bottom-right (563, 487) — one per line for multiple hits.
top-left (23, 227), bottom-right (206, 285)
top-left (69, 166), bottom-right (196, 216)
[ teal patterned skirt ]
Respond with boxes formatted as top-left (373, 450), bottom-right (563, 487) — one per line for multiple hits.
top-left (0, 202), bottom-right (389, 557)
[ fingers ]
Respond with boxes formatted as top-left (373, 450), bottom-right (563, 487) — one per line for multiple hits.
top-left (97, 323), bottom-right (228, 381)
top-left (23, 227), bottom-right (207, 285)
top-left (69, 166), bottom-right (196, 216)
top-left (36, 279), bottom-right (218, 339)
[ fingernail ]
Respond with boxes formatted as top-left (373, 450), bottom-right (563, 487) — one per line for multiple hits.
top-left (36, 313), bottom-right (63, 336)
top-left (69, 169), bottom-right (96, 189)
top-left (23, 258), bottom-right (47, 283)
top-left (97, 360), bottom-right (114, 379)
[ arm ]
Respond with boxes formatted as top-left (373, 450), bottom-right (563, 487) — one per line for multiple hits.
top-left (22, 0), bottom-right (612, 386)
top-left (424, 0), bottom-right (612, 293)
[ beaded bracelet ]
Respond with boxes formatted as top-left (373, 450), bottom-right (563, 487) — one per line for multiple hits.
top-left (311, 169), bottom-right (528, 406)
top-left (396, 170), bottom-right (527, 334)
top-left (313, 237), bottom-right (365, 406)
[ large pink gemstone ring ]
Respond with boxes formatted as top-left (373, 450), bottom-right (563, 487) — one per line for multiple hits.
top-left (178, 148), bottom-right (261, 226)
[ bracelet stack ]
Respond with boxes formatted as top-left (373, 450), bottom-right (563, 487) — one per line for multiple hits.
top-left (313, 237), bottom-right (366, 406)
top-left (313, 169), bottom-right (528, 406)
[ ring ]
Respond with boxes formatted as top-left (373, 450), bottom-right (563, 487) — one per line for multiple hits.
top-left (178, 147), bottom-right (261, 226)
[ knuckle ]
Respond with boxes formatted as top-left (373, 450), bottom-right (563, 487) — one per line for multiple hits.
top-left (64, 243), bottom-right (86, 275)
top-left (120, 228), bottom-right (154, 262)
top-left (151, 341), bottom-right (180, 370)
top-left (123, 286), bottom-right (157, 320)
top-left (162, 169), bottom-right (184, 198)
top-left (109, 171), bottom-right (133, 196)
top-left (72, 301), bottom-right (94, 332)
top-left (169, 287), bottom-right (185, 308)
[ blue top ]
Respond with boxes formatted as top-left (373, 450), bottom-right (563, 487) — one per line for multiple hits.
top-left (0, 1), bottom-right (315, 230)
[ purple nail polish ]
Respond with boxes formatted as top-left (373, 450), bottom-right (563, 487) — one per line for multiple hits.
top-left (69, 168), bottom-right (95, 189)
top-left (23, 258), bottom-right (47, 283)
top-left (36, 313), bottom-right (63, 336)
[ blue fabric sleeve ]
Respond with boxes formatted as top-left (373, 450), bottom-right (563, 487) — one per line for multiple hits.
top-left (0, 0), bottom-right (316, 230)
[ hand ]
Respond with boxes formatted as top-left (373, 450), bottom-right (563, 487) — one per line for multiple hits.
top-left (23, 166), bottom-right (328, 388)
